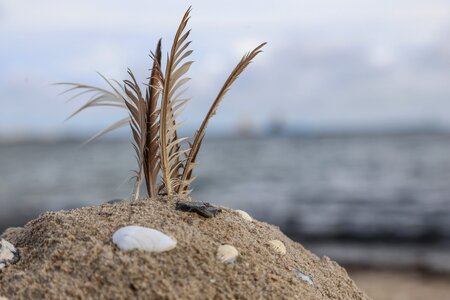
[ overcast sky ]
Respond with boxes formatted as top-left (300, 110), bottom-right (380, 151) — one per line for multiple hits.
top-left (0, 0), bottom-right (449, 137)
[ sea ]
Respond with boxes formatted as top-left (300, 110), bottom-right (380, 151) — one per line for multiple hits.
top-left (1, 132), bottom-right (450, 272)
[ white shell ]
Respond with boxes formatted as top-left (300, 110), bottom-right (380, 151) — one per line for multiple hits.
top-left (112, 226), bottom-right (177, 253)
top-left (0, 239), bottom-right (18, 269)
top-left (0, 296), bottom-right (9, 300)
top-left (268, 240), bottom-right (286, 255)
top-left (217, 245), bottom-right (239, 264)
top-left (294, 269), bottom-right (314, 286)
top-left (235, 210), bottom-right (253, 222)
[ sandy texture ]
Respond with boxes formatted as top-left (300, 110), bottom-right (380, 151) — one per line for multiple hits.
top-left (349, 269), bottom-right (450, 300)
top-left (0, 197), bottom-right (368, 300)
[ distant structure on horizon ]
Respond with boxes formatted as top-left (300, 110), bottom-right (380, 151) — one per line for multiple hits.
top-left (236, 115), bottom-right (258, 137)
top-left (234, 115), bottom-right (288, 138)
top-left (267, 115), bottom-right (286, 136)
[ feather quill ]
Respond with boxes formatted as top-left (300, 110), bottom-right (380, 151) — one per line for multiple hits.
top-left (177, 42), bottom-right (266, 194)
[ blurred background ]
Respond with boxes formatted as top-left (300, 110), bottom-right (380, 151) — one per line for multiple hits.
top-left (1, 1), bottom-right (450, 298)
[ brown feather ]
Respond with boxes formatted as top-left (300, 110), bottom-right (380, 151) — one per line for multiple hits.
top-left (57, 75), bottom-right (131, 144)
top-left (62, 8), bottom-right (266, 200)
top-left (124, 69), bottom-right (148, 200)
top-left (144, 39), bottom-right (162, 198)
top-left (177, 42), bottom-right (267, 193)
top-left (159, 7), bottom-right (193, 195)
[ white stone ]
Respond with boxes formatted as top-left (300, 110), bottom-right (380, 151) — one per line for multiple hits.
top-left (112, 226), bottom-right (177, 253)
top-left (235, 210), bottom-right (253, 222)
top-left (268, 239), bottom-right (286, 255)
top-left (217, 245), bottom-right (239, 264)
top-left (0, 239), bottom-right (18, 270)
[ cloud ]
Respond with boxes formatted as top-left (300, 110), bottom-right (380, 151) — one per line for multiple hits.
top-left (0, 0), bottom-right (449, 135)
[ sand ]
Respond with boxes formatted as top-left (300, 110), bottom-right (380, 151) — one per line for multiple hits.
top-left (0, 197), bottom-right (368, 299)
top-left (349, 269), bottom-right (450, 300)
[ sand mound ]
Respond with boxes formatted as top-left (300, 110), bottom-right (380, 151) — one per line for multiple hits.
top-left (0, 197), bottom-right (369, 299)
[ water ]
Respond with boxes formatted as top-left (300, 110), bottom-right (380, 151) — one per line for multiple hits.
top-left (1, 133), bottom-right (450, 271)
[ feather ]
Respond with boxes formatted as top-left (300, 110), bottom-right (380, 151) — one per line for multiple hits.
top-left (159, 7), bottom-right (193, 195)
top-left (60, 7), bottom-right (266, 200)
top-left (82, 117), bottom-right (129, 146)
top-left (124, 69), bottom-right (148, 201)
top-left (57, 75), bottom-right (129, 135)
top-left (177, 42), bottom-right (266, 193)
top-left (144, 39), bottom-right (163, 198)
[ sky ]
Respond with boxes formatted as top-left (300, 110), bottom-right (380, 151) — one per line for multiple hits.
top-left (0, 0), bottom-right (449, 138)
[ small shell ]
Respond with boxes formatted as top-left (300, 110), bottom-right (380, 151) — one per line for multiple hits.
top-left (0, 239), bottom-right (19, 269)
top-left (0, 296), bottom-right (9, 300)
top-left (112, 226), bottom-right (176, 253)
top-left (294, 269), bottom-right (314, 286)
top-left (217, 245), bottom-right (239, 264)
top-left (268, 240), bottom-right (286, 255)
top-left (1, 227), bottom-right (23, 240)
top-left (235, 210), bottom-right (253, 222)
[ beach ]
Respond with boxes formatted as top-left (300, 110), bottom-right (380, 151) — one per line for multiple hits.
top-left (349, 269), bottom-right (450, 300)
top-left (0, 197), bottom-right (367, 299)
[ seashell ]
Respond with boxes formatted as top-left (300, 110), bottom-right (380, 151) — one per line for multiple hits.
top-left (1, 227), bottom-right (23, 240)
top-left (235, 210), bottom-right (253, 222)
top-left (268, 240), bottom-right (286, 255)
top-left (217, 245), bottom-right (239, 264)
top-left (294, 269), bottom-right (314, 286)
top-left (0, 296), bottom-right (9, 300)
top-left (0, 239), bottom-right (19, 270)
top-left (112, 226), bottom-right (177, 253)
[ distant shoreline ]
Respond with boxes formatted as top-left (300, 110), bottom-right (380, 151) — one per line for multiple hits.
top-left (2, 125), bottom-right (450, 145)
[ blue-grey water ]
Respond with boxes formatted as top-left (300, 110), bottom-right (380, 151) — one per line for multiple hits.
top-left (1, 133), bottom-right (450, 271)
